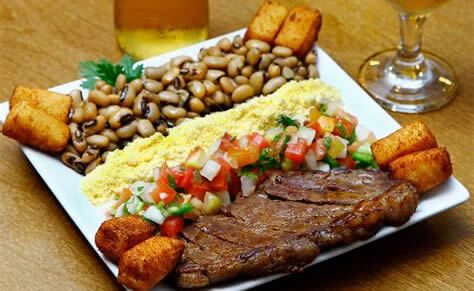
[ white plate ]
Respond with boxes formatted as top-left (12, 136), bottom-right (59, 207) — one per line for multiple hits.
top-left (0, 29), bottom-right (469, 290)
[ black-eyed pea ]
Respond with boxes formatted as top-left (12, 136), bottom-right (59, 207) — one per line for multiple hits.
top-left (138, 89), bottom-right (160, 104)
top-left (262, 76), bottom-right (287, 95)
top-left (158, 90), bottom-right (179, 104)
top-left (109, 108), bottom-right (134, 129)
top-left (189, 97), bottom-right (205, 113)
top-left (137, 119), bottom-right (155, 137)
top-left (245, 39), bottom-right (271, 53)
top-left (203, 80), bottom-right (217, 95)
top-left (227, 57), bottom-right (245, 77)
top-left (162, 105), bottom-right (187, 120)
top-left (187, 112), bottom-right (200, 118)
top-left (296, 66), bottom-right (308, 77)
top-left (82, 115), bottom-right (107, 136)
top-left (282, 66), bottom-right (295, 80)
top-left (246, 48), bottom-right (261, 66)
top-left (258, 53), bottom-right (275, 70)
top-left (129, 79), bottom-right (143, 92)
top-left (99, 105), bottom-right (121, 120)
top-left (115, 74), bottom-right (127, 92)
top-left (116, 120), bottom-right (138, 139)
top-left (69, 89), bottom-right (83, 107)
top-left (308, 64), bottom-right (319, 78)
top-left (88, 90), bottom-right (110, 107)
top-left (101, 151), bottom-right (110, 162)
top-left (272, 46), bottom-right (293, 57)
top-left (305, 52), bottom-right (317, 65)
top-left (95, 80), bottom-right (107, 89)
top-left (203, 56), bottom-right (228, 69)
top-left (211, 91), bottom-right (226, 105)
top-left (188, 80), bottom-right (206, 99)
top-left (161, 67), bottom-right (180, 86)
top-left (107, 94), bottom-right (120, 105)
top-left (249, 71), bottom-right (264, 94)
top-left (83, 102), bottom-right (98, 121)
top-left (72, 128), bottom-right (87, 153)
top-left (241, 65), bottom-right (254, 77)
top-left (156, 122), bottom-right (168, 134)
top-left (61, 152), bottom-right (86, 174)
top-left (86, 134), bottom-right (110, 148)
top-left (219, 77), bottom-right (237, 94)
top-left (81, 145), bottom-right (100, 164)
top-left (231, 84), bottom-right (255, 103)
top-left (100, 128), bottom-right (119, 143)
top-left (267, 64), bottom-right (281, 78)
top-left (133, 95), bottom-right (147, 117)
top-left (71, 107), bottom-right (85, 123)
top-left (100, 84), bottom-right (114, 95)
top-left (234, 76), bottom-right (249, 85)
top-left (205, 69), bottom-right (225, 82)
top-left (145, 66), bottom-right (166, 80)
top-left (294, 75), bottom-right (304, 81)
top-left (143, 79), bottom-right (163, 93)
top-left (107, 142), bottom-right (118, 151)
top-left (171, 56), bottom-right (193, 68)
top-left (217, 37), bottom-right (232, 52)
top-left (175, 117), bottom-right (189, 126)
top-left (119, 85), bottom-right (136, 108)
top-left (144, 103), bottom-right (160, 123)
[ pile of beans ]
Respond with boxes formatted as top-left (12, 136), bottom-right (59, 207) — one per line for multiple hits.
top-left (61, 35), bottom-right (319, 174)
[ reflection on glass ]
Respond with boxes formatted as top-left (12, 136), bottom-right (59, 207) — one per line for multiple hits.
top-left (358, 0), bottom-right (456, 113)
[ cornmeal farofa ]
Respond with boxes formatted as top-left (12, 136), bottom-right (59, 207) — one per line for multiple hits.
top-left (2, 102), bottom-right (70, 153)
top-left (9, 86), bottom-right (72, 123)
top-left (81, 80), bottom-right (342, 205)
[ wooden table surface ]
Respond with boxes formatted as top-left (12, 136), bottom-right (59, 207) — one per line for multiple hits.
top-left (0, 0), bottom-right (472, 290)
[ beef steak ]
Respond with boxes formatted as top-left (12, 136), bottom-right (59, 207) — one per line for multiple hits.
top-left (175, 169), bottom-right (418, 288)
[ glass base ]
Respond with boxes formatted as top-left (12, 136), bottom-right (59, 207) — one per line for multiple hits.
top-left (358, 49), bottom-right (457, 113)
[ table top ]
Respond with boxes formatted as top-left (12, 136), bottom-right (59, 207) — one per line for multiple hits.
top-left (0, 0), bottom-right (472, 290)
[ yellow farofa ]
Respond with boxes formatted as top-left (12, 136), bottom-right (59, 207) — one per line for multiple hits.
top-left (81, 80), bottom-right (341, 205)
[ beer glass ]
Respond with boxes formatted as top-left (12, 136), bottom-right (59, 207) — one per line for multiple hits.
top-left (114, 0), bottom-right (209, 59)
top-left (358, 0), bottom-right (456, 113)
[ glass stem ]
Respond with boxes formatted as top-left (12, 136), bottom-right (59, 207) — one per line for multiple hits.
top-left (396, 13), bottom-right (426, 64)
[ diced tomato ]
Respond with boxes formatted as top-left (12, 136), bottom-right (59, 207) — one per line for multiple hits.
top-left (338, 156), bottom-right (356, 169)
top-left (335, 109), bottom-right (358, 126)
top-left (250, 132), bottom-right (270, 150)
top-left (151, 181), bottom-right (177, 204)
top-left (173, 168), bottom-right (193, 189)
top-left (161, 216), bottom-right (184, 238)
top-left (333, 117), bottom-right (355, 140)
top-left (186, 182), bottom-right (209, 200)
top-left (208, 158), bottom-right (231, 191)
top-left (114, 188), bottom-right (132, 208)
top-left (227, 143), bottom-right (260, 167)
top-left (284, 139), bottom-right (309, 164)
top-left (220, 132), bottom-right (239, 151)
top-left (157, 163), bottom-right (171, 184)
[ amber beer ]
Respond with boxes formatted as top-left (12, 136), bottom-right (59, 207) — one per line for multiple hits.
top-left (114, 0), bottom-right (209, 59)
top-left (387, 0), bottom-right (450, 14)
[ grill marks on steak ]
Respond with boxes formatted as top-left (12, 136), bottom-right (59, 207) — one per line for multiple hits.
top-left (175, 169), bottom-right (418, 288)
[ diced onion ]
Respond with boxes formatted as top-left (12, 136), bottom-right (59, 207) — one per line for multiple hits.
top-left (304, 149), bottom-right (318, 170)
top-left (223, 152), bottom-right (239, 169)
top-left (126, 196), bottom-right (144, 214)
top-left (298, 127), bottom-right (316, 145)
top-left (356, 124), bottom-right (371, 142)
top-left (143, 206), bottom-right (166, 225)
top-left (130, 181), bottom-right (148, 195)
top-left (140, 183), bottom-right (156, 203)
top-left (207, 138), bottom-right (222, 156)
top-left (316, 162), bottom-right (330, 172)
top-left (264, 127), bottom-right (283, 140)
top-left (190, 197), bottom-right (204, 210)
top-left (216, 191), bottom-right (231, 207)
top-left (238, 135), bottom-right (249, 148)
top-left (333, 136), bottom-right (348, 159)
top-left (241, 175), bottom-right (257, 197)
top-left (200, 159), bottom-right (221, 181)
top-left (115, 204), bottom-right (126, 217)
top-left (326, 102), bottom-right (339, 115)
top-left (203, 192), bottom-right (222, 215)
top-left (288, 134), bottom-right (298, 145)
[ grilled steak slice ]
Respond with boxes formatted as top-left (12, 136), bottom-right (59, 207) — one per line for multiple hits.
top-left (175, 169), bottom-right (418, 288)
top-left (176, 216), bottom-right (319, 288)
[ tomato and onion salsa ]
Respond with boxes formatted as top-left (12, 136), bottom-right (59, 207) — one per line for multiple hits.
top-left (109, 104), bottom-right (377, 237)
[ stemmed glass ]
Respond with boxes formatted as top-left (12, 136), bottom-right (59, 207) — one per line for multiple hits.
top-left (358, 0), bottom-right (456, 113)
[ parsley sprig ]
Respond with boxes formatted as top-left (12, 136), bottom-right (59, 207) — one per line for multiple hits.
top-left (79, 55), bottom-right (144, 90)
top-left (278, 114), bottom-right (299, 128)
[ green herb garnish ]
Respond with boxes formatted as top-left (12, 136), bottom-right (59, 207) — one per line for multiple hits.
top-left (79, 55), bottom-right (144, 90)
top-left (278, 114), bottom-right (299, 128)
top-left (323, 136), bottom-right (332, 149)
top-left (319, 104), bottom-right (328, 115)
top-left (167, 174), bottom-right (177, 190)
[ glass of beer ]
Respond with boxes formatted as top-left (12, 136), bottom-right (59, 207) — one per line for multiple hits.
top-left (114, 0), bottom-right (209, 60)
top-left (358, 0), bottom-right (457, 113)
